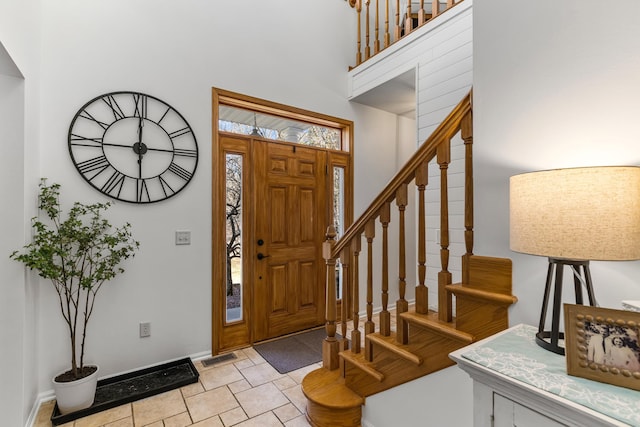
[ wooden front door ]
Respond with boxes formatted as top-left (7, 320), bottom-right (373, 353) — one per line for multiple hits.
top-left (212, 88), bottom-right (353, 355)
top-left (253, 140), bottom-right (327, 341)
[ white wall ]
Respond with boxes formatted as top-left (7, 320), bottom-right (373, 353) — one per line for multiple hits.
top-left (473, 1), bottom-right (640, 327)
top-left (362, 366), bottom-right (473, 427)
top-left (11, 0), bottom-right (405, 406)
top-left (0, 0), bottom-right (41, 424)
top-left (0, 66), bottom-right (27, 427)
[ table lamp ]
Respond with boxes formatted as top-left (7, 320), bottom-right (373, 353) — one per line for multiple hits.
top-left (510, 166), bottom-right (640, 355)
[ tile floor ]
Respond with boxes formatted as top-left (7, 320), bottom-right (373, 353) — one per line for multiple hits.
top-left (33, 347), bottom-right (316, 427)
top-left (33, 311), bottom-right (397, 427)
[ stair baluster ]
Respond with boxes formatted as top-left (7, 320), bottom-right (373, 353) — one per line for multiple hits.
top-left (364, 219), bottom-right (375, 362)
top-left (340, 249), bottom-right (350, 352)
top-left (462, 110), bottom-right (474, 284)
top-left (351, 237), bottom-right (362, 354)
top-left (384, 0), bottom-right (390, 48)
top-left (365, 0), bottom-right (371, 60)
top-left (404, 0), bottom-right (413, 35)
top-left (395, 184), bottom-right (409, 344)
top-left (415, 162), bottom-right (429, 314)
top-left (322, 226), bottom-right (339, 370)
top-left (379, 203), bottom-right (391, 336)
top-left (437, 142), bottom-right (453, 322)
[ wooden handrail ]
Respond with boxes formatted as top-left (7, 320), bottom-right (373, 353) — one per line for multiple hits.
top-left (331, 91), bottom-right (472, 257)
top-left (346, 0), bottom-right (465, 68)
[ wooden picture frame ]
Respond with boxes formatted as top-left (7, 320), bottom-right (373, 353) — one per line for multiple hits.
top-left (564, 303), bottom-right (640, 390)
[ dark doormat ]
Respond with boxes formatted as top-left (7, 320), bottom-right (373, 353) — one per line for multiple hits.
top-left (254, 328), bottom-right (341, 374)
top-left (51, 357), bottom-right (199, 425)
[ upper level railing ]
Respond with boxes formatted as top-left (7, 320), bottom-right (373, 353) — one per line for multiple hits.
top-left (322, 91), bottom-right (473, 369)
top-left (346, 0), bottom-right (465, 68)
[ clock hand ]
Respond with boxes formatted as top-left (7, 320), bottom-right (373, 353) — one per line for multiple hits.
top-left (102, 142), bottom-right (138, 148)
top-left (137, 116), bottom-right (143, 179)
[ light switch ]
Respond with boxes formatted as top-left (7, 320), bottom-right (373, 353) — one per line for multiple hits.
top-left (175, 230), bottom-right (191, 245)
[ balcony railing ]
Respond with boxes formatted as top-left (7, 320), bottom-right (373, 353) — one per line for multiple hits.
top-left (346, 0), bottom-right (464, 68)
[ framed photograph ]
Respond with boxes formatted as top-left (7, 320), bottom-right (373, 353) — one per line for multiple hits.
top-left (564, 303), bottom-right (640, 390)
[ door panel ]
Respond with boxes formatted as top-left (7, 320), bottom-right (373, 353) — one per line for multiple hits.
top-left (254, 141), bottom-right (327, 341)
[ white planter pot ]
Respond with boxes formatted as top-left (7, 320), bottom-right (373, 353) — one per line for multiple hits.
top-left (53, 365), bottom-right (99, 415)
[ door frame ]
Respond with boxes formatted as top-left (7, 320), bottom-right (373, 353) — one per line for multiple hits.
top-left (212, 88), bottom-right (354, 355)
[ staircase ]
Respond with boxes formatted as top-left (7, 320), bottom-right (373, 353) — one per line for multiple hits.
top-left (301, 92), bottom-right (517, 427)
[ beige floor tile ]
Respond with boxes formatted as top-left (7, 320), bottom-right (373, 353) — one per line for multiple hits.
top-left (181, 380), bottom-right (205, 398)
top-left (286, 364), bottom-right (318, 385)
top-left (163, 411), bottom-right (192, 427)
top-left (75, 404), bottom-right (131, 427)
top-left (199, 363), bottom-right (244, 390)
top-left (239, 362), bottom-right (283, 387)
top-left (185, 386), bottom-right (239, 422)
top-left (190, 416), bottom-right (224, 427)
top-left (273, 403), bottom-right (301, 423)
top-left (228, 378), bottom-right (252, 394)
top-left (240, 348), bottom-right (266, 365)
top-left (104, 417), bottom-right (134, 427)
top-left (233, 358), bottom-right (255, 370)
top-left (235, 382), bottom-right (289, 418)
top-left (132, 389), bottom-right (186, 426)
top-left (272, 375), bottom-right (296, 391)
top-left (143, 422), bottom-right (162, 427)
top-left (284, 415), bottom-right (312, 427)
top-left (219, 406), bottom-right (248, 426)
top-left (281, 385), bottom-right (307, 413)
top-left (233, 411), bottom-right (283, 427)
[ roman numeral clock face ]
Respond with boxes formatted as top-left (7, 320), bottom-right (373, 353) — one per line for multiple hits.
top-left (68, 91), bottom-right (198, 203)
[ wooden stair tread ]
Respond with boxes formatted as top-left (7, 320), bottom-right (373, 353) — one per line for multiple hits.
top-left (301, 367), bottom-right (364, 409)
top-left (339, 350), bottom-right (385, 382)
top-left (400, 310), bottom-right (474, 343)
top-left (447, 282), bottom-right (518, 305)
top-left (366, 332), bottom-right (422, 365)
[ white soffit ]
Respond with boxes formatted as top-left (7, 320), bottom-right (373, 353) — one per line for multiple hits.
top-left (350, 68), bottom-right (416, 118)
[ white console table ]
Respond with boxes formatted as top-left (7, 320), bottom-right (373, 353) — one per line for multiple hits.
top-left (450, 324), bottom-right (639, 427)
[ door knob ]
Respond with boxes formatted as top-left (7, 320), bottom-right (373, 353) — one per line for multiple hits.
top-left (257, 253), bottom-right (270, 260)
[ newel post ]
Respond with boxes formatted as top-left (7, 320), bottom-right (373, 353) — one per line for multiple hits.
top-left (322, 225), bottom-right (340, 370)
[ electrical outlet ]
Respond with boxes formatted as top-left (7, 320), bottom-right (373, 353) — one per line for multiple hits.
top-left (175, 230), bottom-right (191, 245)
top-left (140, 322), bottom-right (151, 338)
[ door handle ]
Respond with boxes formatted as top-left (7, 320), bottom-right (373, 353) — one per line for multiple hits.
top-left (257, 252), bottom-right (270, 260)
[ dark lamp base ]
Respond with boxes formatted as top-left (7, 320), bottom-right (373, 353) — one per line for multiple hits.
top-left (536, 258), bottom-right (596, 355)
top-left (535, 331), bottom-right (565, 355)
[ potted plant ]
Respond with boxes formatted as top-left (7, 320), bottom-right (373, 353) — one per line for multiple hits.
top-left (10, 179), bottom-right (139, 414)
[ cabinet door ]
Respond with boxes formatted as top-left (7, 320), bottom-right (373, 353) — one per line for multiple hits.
top-left (494, 394), bottom-right (566, 427)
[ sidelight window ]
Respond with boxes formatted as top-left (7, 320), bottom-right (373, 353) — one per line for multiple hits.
top-left (225, 153), bottom-right (243, 323)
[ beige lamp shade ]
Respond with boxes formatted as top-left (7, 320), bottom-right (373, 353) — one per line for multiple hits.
top-left (510, 166), bottom-right (640, 261)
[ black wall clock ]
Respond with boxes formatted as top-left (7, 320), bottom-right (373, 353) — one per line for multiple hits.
top-left (68, 91), bottom-right (198, 204)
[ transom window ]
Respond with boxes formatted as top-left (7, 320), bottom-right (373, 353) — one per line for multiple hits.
top-left (219, 105), bottom-right (342, 151)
